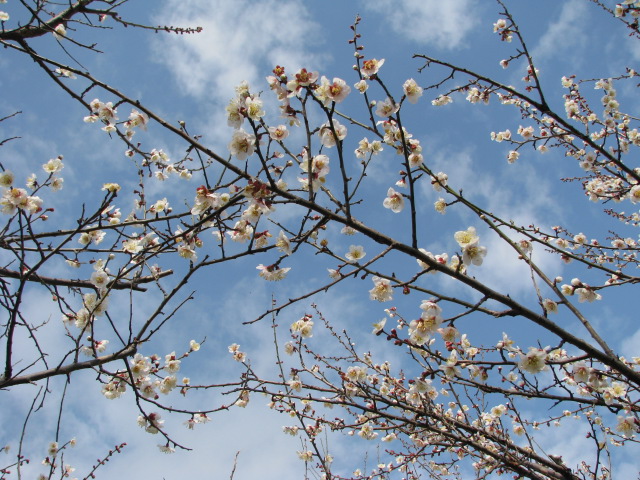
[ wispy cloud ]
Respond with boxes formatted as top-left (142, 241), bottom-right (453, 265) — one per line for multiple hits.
top-left (420, 146), bottom-right (564, 295)
top-left (360, 0), bottom-right (479, 49)
top-left (151, 0), bottom-right (327, 102)
top-left (531, 0), bottom-right (589, 67)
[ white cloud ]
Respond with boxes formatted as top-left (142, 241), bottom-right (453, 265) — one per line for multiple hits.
top-left (422, 147), bottom-right (563, 294)
top-left (361, 0), bottom-right (479, 49)
top-left (620, 327), bottom-right (640, 359)
top-left (151, 0), bottom-right (327, 102)
top-left (531, 0), bottom-right (589, 66)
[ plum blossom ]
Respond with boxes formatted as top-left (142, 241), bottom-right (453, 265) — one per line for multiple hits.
top-left (102, 182), bottom-right (120, 193)
top-left (291, 315), bottom-right (314, 338)
top-left (361, 58), bottom-right (385, 78)
top-left (345, 245), bottom-right (366, 263)
top-left (0, 187), bottom-right (43, 215)
top-left (383, 187), bottom-right (404, 213)
top-left (226, 97), bottom-right (244, 128)
top-left (493, 18), bottom-right (507, 32)
top-left (355, 138), bottom-right (383, 158)
top-left (628, 185), bottom-right (640, 204)
top-left (297, 450), bottom-right (313, 462)
top-left (299, 151), bottom-right (330, 191)
top-left (354, 79), bottom-right (368, 93)
top-left (149, 149), bottom-right (169, 164)
top-left (151, 197), bottom-right (170, 214)
top-left (53, 24), bottom-right (66, 39)
top-left (164, 352), bottom-right (181, 373)
top-left (491, 129), bottom-right (511, 142)
top-left (369, 276), bottom-right (393, 302)
top-left (127, 110), bottom-right (149, 130)
top-left (102, 379), bottom-right (126, 399)
top-left (454, 227), bottom-right (479, 249)
top-left (89, 98), bottom-right (118, 123)
top-left (542, 298), bottom-right (558, 314)
top-left (440, 350), bottom-right (460, 378)
top-left (375, 97), bottom-right (400, 118)
top-left (244, 95), bottom-right (265, 121)
top-left (518, 347), bottom-right (548, 374)
top-left (55, 68), bottom-right (78, 80)
top-left (416, 249), bottom-right (448, 271)
top-left (318, 120), bottom-right (347, 147)
top-left (275, 230), bottom-right (292, 255)
top-left (43, 156), bottom-right (64, 174)
top-left (268, 125), bottom-right (289, 141)
top-left (138, 413), bottom-right (164, 434)
top-left (192, 185), bottom-right (228, 215)
top-left (286, 68), bottom-right (318, 97)
top-left (228, 343), bottom-right (247, 362)
top-left (316, 76), bottom-right (351, 105)
top-left (256, 264), bottom-right (290, 281)
top-left (228, 129), bottom-right (256, 161)
top-left (466, 87), bottom-right (489, 104)
top-left (616, 416), bottom-right (637, 437)
top-left (432, 95), bottom-right (452, 106)
top-left (78, 229), bottom-right (105, 246)
top-left (518, 125), bottom-right (535, 139)
top-left (345, 366), bottom-right (367, 383)
top-left (0, 170), bottom-right (14, 187)
top-left (177, 244), bottom-right (197, 261)
top-left (432, 172), bottom-right (448, 191)
top-left (576, 286), bottom-right (601, 302)
top-left (403, 79), bottom-right (422, 104)
top-left (90, 269), bottom-right (109, 292)
top-left (229, 219), bottom-right (253, 242)
top-left (371, 318), bottom-right (386, 334)
top-left (462, 241), bottom-right (487, 266)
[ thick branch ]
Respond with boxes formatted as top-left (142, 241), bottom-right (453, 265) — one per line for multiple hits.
top-left (0, 266), bottom-right (172, 292)
top-left (0, 344), bottom-right (136, 388)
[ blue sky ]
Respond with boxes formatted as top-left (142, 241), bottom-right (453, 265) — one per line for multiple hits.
top-left (0, 0), bottom-right (639, 478)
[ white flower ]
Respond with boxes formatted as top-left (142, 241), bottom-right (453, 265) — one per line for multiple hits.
top-left (375, 97), bottom-right (400, 117)
top-left (42, 157), bottom-right (64, 174)
top-left (275, 231), bottom-right (292, 255)
top-left (361, 58), bottom-right (385, 77)
top-left (268, 125), bottom-right (289, 141)
top-left (53, 24), bottom-right (66, 39)
top-left (372, 318), bottom-right (386, 334)
top-left (369, 276), bottom-right (393, 302)
top-left (518, 347), bottom-right (548, 374)
top-left (403, 78), bottom-right (422, 104)
top-left (256, 264), bottom-right (290, 281)
top-left (542, 298), bottom-right (558, 314)
top-left (318, 120), bottom-right (347, 147)
top-left (0, 170), bottom-right (14, 187)
top-left (576, 286), bottom-right (601, 302)
top-left (462, 241), bottom-right (487, 266)
top-left (454, 226), bottom-right (479, 248)
top-left (345, 245), bottom-right (366, 263)
top-left (616, 416), bottom-right (637, 437)
top-left (228, 129), bottom-right (256, 161)
top-left (432, 95), bottom-right (452, 106)
top-left (354, 79), bottom-right (368, 93)
top-left (383, 187), bottom-right (404, 213)
top-left (90, 269), bottom-right (109, 291)
top-left (244, 95), bottom-right (265, 121)
top-left (291, 316), bottom-right (314, 338)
